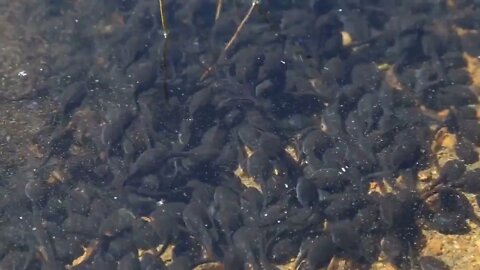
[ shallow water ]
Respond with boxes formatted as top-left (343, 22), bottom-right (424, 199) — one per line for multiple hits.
top-left (1, 1), bottom-right (480, 269)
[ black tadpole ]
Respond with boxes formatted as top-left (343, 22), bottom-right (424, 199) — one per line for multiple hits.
top-left (122, 147), bottom-right (188, 187)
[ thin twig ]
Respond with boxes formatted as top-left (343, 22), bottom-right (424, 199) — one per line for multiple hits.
top-left (224, 1), bottom-right (257, 52)
top-left (201, 1), bottom-right (259, 81)
top-left (158, 0), bottom-right (168, 38)
top-left (215, 0), bottom-right (223, 21)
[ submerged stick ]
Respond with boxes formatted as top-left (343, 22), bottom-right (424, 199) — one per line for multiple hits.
top-left (224, 1), bottom-right (258, 53)
top-left (215, 0), bottom-right (223, 21)
top-left (201, 0), bottom-right (259, 81)
top-left (156, 0), bottom-right (171, 107)
top-left (158, 0), bottom-right (168, 38)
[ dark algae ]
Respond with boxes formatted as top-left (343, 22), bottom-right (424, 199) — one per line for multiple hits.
top-left (1, 0), bottom-right (480, 269)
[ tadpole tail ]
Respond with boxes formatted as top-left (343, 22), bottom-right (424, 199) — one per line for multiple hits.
top-left (32, 205), bottom-right (62, 270)
top-left (121, 174), bottom-right (136, 188)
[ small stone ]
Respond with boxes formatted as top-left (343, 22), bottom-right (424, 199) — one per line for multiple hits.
top-left (341, 31), bottom-right (352, 46)
top-left (425, 238), bottom-right (444, 256)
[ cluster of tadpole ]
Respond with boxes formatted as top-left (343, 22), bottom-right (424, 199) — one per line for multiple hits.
top-left (2, 0), bottom-right (480, 269)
